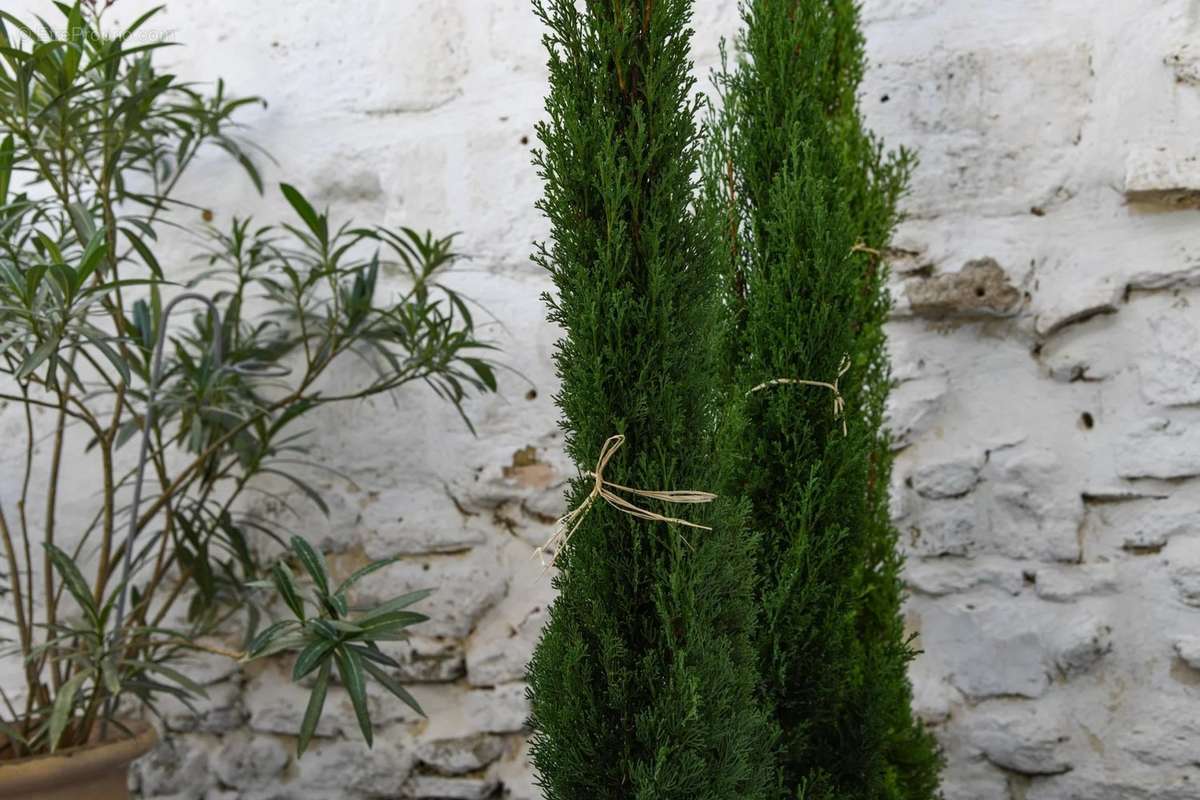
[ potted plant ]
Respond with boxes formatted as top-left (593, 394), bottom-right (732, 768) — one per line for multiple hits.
top-left (0, 3), bottom-right (497, 798)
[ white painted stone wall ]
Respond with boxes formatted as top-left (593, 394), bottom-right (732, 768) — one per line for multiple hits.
top-left (3, 1), bottom-right (1200, 798)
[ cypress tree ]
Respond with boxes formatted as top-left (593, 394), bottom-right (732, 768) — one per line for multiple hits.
top-left (525, 1), bottom-right (772, 798)
top-left (704, 2), bottom-right (942, 798)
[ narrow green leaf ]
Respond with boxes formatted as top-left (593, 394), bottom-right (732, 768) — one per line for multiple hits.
top-left (323, 619), bottom-right (363, 634)
top-left (216, 137), bottom-right (263, 194)
top-left (44, 543), bottom-right (98, 625)
top-left (334, 556), bottom-right (402, 596)
top-left (297, 658), bottom-right (330, 757)
top-left (271, 562), bottom-right (305, 620)
top-left (355, 610), bottom-right (428, 638)
top-left (289, 536), bottom-right (330, 596)
top-left (360, 657), bottom-right (424, 718)
top-left (334, 647), bottom-right (372, 747)
top-left (67, 202), bottom-right (96, 247)
top-left (0, 134), bottom-right (13, 205)
top-left (248, 631), bottom-right (308, 660)
top-left (292, 638), bottom-right (336, 681)
top-left (121, 227), bottom-right (164, 279)
top-left (74, 228), bottom-right (106, 287)
top-left (263, 469), bottom-right (330, 517)
top-left (77, 278), bottom-right (163, 299)
top-left (61, 2), bottom-right (83, 83)
top-left (128, 660), bottom-right (209, 699)
top-left (49, 669), bottom-right (90, 752)
top-left (280, 183), bottom-right (325, 243)
top-left (84, 333), bottom-right (131, 385)
top-left (117, 5), bottom-right (165, 42)
top-left (346, 642), bottom-right (400, 669)
top-left (329, 592), bottom-right (349, 618)
top-left (308, 618), bottom-right (342, 641)
top-left (357, 589), bottom-right (434, 623)
top-left (464, 357), bottom-right (497, 392)
top-left (100, 656), bottom-right (120, 695)
top-left (35, 231), bottom-right (65, 264)
top-left (17, 337), bottom-right (59, 381)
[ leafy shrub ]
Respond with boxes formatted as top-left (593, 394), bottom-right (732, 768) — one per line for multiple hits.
top-left (0, 1), bottom-right (495, 757)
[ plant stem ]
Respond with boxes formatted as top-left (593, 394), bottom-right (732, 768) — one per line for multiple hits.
top-left (41, 386), bottom-right (72, 693)
top-left (0, 504), bottom-right (33, 747)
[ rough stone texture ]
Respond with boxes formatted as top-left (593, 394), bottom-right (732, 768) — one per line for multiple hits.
top-left (1116, 416), bottom-right (1200, 479)
top-left (353, 551), bottom-right (510, 639)
top-left (1124, 144), bottom-right (1200, 207)
top-left (461, 682), bottom-right (531, 735)
top-left (288, 738), bottom-right (416, 799)
top-left (896, 443), bottom-right (1084, 561)
top-left (964, 704), bottom-right (1073, 775)
top-left (416, 734), bottom-right (507, 776)
top-left (0, 1), bottom-right (1197, 799)
top-left (212, 733), bottom-right (289, 791)
top-left (1142, 314), bottom-right (1200, 406)
top-left (905, 258), bottom-right (1023, 318)
top-left (1174, 635), bottom-right (1200, 670)
top-left (1032, 563), bottom-right (1119, 602)
top-left (909, 454), bottom-right (984, 499)
top-left (159, 681), bottom-right (245, 734)
top-left (133, 736), bottom-right (216, 799)
top-left (404, 776), bottom-right (500, 800)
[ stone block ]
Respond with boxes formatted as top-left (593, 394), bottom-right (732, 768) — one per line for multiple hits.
top-left (1124, 145), bottom-right (1200, 207)
top-left (213, 732), bottom-right (289, 790)
top-left (918, 601), bottom-right (1051, 700)
top-left (901, 445), bottom-right (1083, 561)
top-left (354, 550), bottom-right (509, 639)
top-left (358, 486), bottom-right (488, 559)
top-left (904, 557), bottom-right (1024, 597)
top-left (1174, 635), bottom-right (1200, 670)
top-left (964, 703), bottom-right (1072, 775)
top-left (462, 682), bottom-right (530, 735)
top-left (885, 355), bottom-right (948, 449)
top-left (466, 605), bottom-right (546, 687)
top-left (906, 259), bottom-right (1022, 318)
top-left (405, 776), bottom-right (500, 800)
top-left (416, 733), bottom-right (507, 776)
top-left (909, 454), bottom-right (985, 499)
top-left (1033, 563), bottom-right (1119, 602)
top-left (290, 737), bottom-right (416, 798)
top-left (1050, 611), bottom-right (1113, 676)
top-left (1116, 417), bottom-right (1200, 480)
top-left (134, 734), bottom-right (216, 799)
top-left (1141, 315), bottom-right (1200, 406)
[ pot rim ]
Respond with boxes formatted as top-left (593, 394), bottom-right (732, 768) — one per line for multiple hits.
top-left (0, 719), bottom-right (158, 794)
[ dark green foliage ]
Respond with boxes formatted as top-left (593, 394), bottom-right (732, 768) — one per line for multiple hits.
top-left (526, 1), bottom-right (771, 798)
top-left (704, 1), bottom-right (942, 798)
top-left (244, 537), bottom-right (428, 756)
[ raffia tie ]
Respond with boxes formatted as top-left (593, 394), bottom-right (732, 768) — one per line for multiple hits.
top-left (747, 354), bottom-right (851, 437)
top-left (533, 434), bottom-right (718, 569)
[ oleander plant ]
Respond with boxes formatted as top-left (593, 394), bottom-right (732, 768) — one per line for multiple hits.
top-left (0, 1), bottom-right (496, 763)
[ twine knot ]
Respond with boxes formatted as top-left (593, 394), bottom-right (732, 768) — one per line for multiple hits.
top-left (851, 242), bottom-right (883, 258)
top-left (534, 434), bottom-right (718, 569)
top-left (747, 354), bottom-right (851, 437)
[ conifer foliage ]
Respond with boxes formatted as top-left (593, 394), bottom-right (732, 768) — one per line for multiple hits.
top-left (525, 1), bottom-right (771, 798)
top-left (705, 1), bottom-right (942, 798)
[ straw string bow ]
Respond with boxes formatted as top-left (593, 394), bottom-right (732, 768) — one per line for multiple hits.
top-left (747, 354), bottom-right (851, 437)
top-left (533, 434), bottom-right (718, 569)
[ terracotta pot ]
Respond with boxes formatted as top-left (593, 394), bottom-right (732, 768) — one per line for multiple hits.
top-left (0, 720), bottom-right (158, 800)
